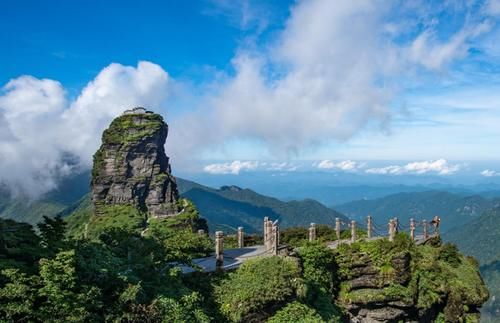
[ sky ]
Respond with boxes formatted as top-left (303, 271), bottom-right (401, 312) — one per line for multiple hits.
top-left (1, 0), bottom-right (500, 196)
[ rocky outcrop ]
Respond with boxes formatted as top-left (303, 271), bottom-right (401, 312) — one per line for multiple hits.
top-left (91, 108), bottom-right (179, 217)
top-left (335, 238), bottom-right (489, 323)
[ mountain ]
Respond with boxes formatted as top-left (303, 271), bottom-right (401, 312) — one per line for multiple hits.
top-left (444, 207), bottom-right (500, 321)
top-left (0, 171), bottom-right (90, 224)
top-left (335, 190), bottom-right (500, 233)
top-left (0, 171), bottom-right (348, 234)
top-left (91, 108), bottom-right (179, 217)
top-left (177, 178), bottom-right (348, 233)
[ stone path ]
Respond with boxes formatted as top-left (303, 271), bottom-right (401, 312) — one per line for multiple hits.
top-left (176, 234), bottom-right (439, 273)
top-left (178, 245), bottom-right (271, 273)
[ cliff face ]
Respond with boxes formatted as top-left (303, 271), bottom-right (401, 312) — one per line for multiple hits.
top-left (91, 108), bottom-right (179, 217)
top-left (335, 237), bottom-right (489, 323)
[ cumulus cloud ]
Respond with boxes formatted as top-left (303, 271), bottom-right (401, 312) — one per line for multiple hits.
top-left (316, 160), bottom-right (362, 171)
top-left (0, 61), bottom-right (169, 197)
top-left (1, 0), bottom-right (495, 196)
top-left (171, 0), bottom-right (396, 158)
top-left (172, 0), bottom-right (494, 159)
top-left (203, 160), bottom-right (259, 174)
top-left (365, 159), bottom-right (461, 175)
top-left (481, 169), bottom-right (500, 177)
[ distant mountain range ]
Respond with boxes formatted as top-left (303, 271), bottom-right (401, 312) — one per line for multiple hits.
top-left (0, 172), bottom-right (90, 224)
top-left (177, 178), bottom-right (348, 233)
top-left (0, 173), bottom-right (348, 234)
top-left (444, 207), bottom-right (500, 321)
top-left (335, 190), bottom-right (500, 233)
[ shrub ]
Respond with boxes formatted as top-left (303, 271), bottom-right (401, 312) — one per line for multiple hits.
top-left (438, 243), bottom-right (462, 267)
top-left (214, 256), bottom-right (302, 322)
top-left (267, 301), bottom-right (323, 323)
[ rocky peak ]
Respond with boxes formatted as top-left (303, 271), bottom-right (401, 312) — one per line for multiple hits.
top-left (91, 108), bottom-right (179, 217)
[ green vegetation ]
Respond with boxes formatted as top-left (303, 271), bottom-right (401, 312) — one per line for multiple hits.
top-left (85, 204), bottom-right (147, 238)
top-left (177, 178), bottom-right (348, 234)
top-left (445, 206), bottom-right (500, 319)
top-left (336, 190), bottom-right (498, 232)
top-left (0, 172), bottom-right (91, 225)
top-left (267, 302), bottom-right (323, 323)
top-left (334, 234), bottom-right (488, 322)
top-left (0, 211), bottom-right (489, 322)
top-left (0, 199), bottom-right (214, 322)
top-left (280, 225), bottom-right (366, 247)
top-left (214, 256), bottom-right (303, 322)
top-left (101, 113), bottom-right (164, 145)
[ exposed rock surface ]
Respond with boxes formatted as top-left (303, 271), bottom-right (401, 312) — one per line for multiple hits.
top-left (91, 108), bottom-right (179, 217)
top-left (335, 238), bottom-right (488, 323)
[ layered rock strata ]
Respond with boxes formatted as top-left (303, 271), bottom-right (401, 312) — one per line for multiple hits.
top-left (91, 108), bottom-right (179, 217)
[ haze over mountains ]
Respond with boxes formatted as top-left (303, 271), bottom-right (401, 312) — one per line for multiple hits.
top-left (1, 167), bottom-right (500, 319)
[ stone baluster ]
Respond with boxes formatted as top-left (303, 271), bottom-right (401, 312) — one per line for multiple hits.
top-left (351, 220), bottom-right (357, 243)
top-left (272, 223), bottom-right (279, 255)
top-left (263, 217), bottom-right (269, 248)
top-left (197, 229), bottom-right (205, 236)
top-left (309, 223), bottom-right (317, 242)
top-left (215, 231), bottom-right (224, 268)
top-left (423, 220), bottom-right (428, 239)
top-left (367, 215), bottom-right (372, 239)
top-left (389, 219), bottom-right (395, 242)
top-left (237, 227), bottom-right (244, 248)
top-left (276, 224), bottom-right (280, 245)
top-left (410, 218), bottom-right (415, 241)
top-left (335, 217), bottom-right (341, 240)
top-left (266, 219), bottom-right (273, 250)
top-left (394, 217), bottom-right (399, 233)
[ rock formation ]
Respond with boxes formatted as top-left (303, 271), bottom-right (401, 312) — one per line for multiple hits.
top-left (335, 237), bottom-right (489, 322)
top-left (91, 107), bottom-right (179, 217)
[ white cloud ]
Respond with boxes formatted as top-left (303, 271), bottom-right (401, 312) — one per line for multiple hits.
top-left (409, 22), bottom-right (492, 71)
top-left (172, 0), bottom-right (495, 160)
top-left (203, 160), bottom-right (259, 174)
top-left (0, 61), bottom-right (169, 197)
top-left (204, 0), bottom-right (270, 32)
top-left (316, 160), bottom-right (361, 171)
top-left (172, 0), bottom-right (396, 158)
top-left (365, 159), bottom-right (461, 175)
top-left (1, 0), bottom-right (497, 196)
top-left (481, 169), bottom-right (500, 177)
top-left (266, 162), bottom-right (299, 172)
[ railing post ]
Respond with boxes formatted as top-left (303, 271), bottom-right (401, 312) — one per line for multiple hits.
top-left (237, 227), bottom-right (244, 248)
top-left (215, 231), bottom-right (224, 268)
top-left (272, 222), bottom-right (279, 255)
top-left (410, 218), bottom-right (415, 241)
top-left (309, 223), bottom-right (317, 242)
top-left (423, 220), bottom-right (428, 239)
top-left (266, 219), bottom-right (273, 250)
top-left (335, 217), bottom-right (341, 240)
top-left (389, 219), bottom-right (395, 242)
top-left (367, 215), bottom-right (372, 239)
top-left (351, 220), bottom-right (357, 243)
top-left (394, 217), bottom-right (399, 233)
top-left (263, 217), bottom-right (269, 248)
top-left (276, 224), bottom-right (280, 245)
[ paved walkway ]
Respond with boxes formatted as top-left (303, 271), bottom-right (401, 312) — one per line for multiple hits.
top-left (177, 233), bottom-right (439, 273)
top-left (179, 245), bottom-right (271, 273)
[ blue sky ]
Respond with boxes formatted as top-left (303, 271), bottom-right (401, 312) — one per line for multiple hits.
top-left (0, 0), bottom-right (290, 88)
top-left (1, 0), bottom-right (500, 195)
